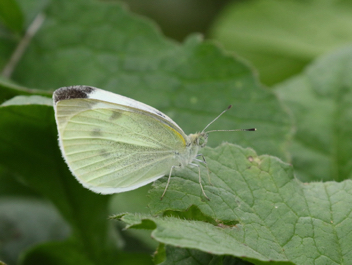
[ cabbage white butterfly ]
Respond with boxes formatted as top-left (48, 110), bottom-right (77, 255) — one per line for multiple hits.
top-left (53, 86), bottom-right (255, 200)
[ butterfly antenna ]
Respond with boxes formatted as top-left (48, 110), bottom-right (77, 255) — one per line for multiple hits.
top-left (202, 105), bottom-right (256, 133)
top-left (202, 105), bottom-right (233, 132)
top-left (206, 128), bottom-right (256, 133)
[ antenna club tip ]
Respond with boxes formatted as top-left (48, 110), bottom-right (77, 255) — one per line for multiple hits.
top-left (249, 128), bottom-right (257, 131)
top-left (227, 105), bottom-right (232, 110)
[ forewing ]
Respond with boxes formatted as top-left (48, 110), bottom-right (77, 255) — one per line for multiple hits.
top-left (54, 96), bottom-right (187, 194)
top-left (53, 85), bottom-right (185, 134)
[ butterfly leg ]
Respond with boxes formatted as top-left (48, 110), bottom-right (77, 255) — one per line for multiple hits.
top-left (196, 154), bottom-right (212, 186)
top-left (190, 163), bottom-right (210, 200)
top-left (160, 165), bottom-right (177, 200)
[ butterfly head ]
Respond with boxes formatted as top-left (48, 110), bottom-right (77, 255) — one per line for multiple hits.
top-left (189, 132), bottom-right (208, 148)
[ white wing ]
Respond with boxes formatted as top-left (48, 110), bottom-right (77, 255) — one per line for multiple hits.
top-left (53, 86), bottom-right (188, 194)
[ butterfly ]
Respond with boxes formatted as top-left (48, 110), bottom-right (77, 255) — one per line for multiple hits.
top-left (53, 86), bottom-right (255, 199)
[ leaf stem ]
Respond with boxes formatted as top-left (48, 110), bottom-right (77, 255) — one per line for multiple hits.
top-left (2, 13), bottom-right (45, 78)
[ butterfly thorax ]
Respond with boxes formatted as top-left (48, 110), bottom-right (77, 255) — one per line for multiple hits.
top-left (177, 132), bottom-right (208, 167)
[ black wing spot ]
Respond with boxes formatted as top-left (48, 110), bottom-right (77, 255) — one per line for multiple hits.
top-left (53, 86), bottom-right (96, 103)
top-left (91, 128), bottom-right (102, 137)
top-left (99, 149), bottom-right (111, 158)
top-left (109, 110), bottom-right (122, 120)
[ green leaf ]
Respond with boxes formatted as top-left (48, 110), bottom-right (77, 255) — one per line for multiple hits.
top-left (2, 94), bottom-right (51, 106)
top-left (160, 246), bottom-right (214, 265)
top-left (275, 46), bottom-right (352, 182)
top-left (20, 241), bottom-right (96, 265)
top-left (159, 245), bottom-right (254, 265)
top-left (0, 0), bottom-right (24, 33)
top-left (19, 240), bottom-right (153, 265)
top-left (0, 78), bottom-right (50, 104)
top-left (117, 144), bottom-right (352, 265)
top-left (210, 0), bottom-right (352, 85)
top-left (154, 243), bottom-right (166, 264)
top-left (0, 165), bottom-right (39, 197)
top-left (110, 184), bottom-right (159, 251)
top-left (11, 0), bottom-right (291, 160)
top-left (0, 96), bottom-right (119, 264)
top-left (0, 198), bottom-right (69, 264)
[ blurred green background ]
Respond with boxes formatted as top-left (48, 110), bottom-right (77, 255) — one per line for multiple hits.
top-left (121, 0), bottom-right (352, 86)
top-left (3, 0), bottom-right (352, 86)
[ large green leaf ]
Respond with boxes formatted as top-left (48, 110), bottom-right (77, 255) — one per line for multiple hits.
top-left (275, 47), bottom-right (352, 182)
top-left (0, 96), bottom-right (119, 264)
top-left (210, 0), bottom-right (352, 85)
top-left (10, 0), bottom-right (291, 160)
top-left (158, 245), bottom-right (254, 265)
top-left (20, 240), bottom-right (153, 265)
top-left (117, 144), bottom-right (352, 265)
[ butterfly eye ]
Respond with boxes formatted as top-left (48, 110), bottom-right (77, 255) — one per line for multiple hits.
top-left (199, 136), bottom-right (207, 147)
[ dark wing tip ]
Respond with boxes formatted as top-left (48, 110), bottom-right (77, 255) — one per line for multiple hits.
top-left (53, 85), bottom-right (96, 104)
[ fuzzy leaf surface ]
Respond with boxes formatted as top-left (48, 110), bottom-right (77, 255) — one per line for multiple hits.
top-left (118, 144), bottom-right (352, 265)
